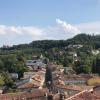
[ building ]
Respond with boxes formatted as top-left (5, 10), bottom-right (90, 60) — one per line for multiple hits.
top-left (32, 56), bottom-right (38, 60)
top-left (69, 52), bottom-right (77, 57)
top-left (84, 75), bottom-right (100, 86)
top-left (88, 50), bottom-right (99, 55)
top-left (0, 89), bottom-right (49, 100)
top-left (24, 71), bottom-right (45, 78)
top-left (26, 59), bottom-right (46, 68)
top-left (67, 90), bottom-right (100, 100)
top-left (15, 74), bottom-right (45, 91)
top-left (9, 73), bottom-right (18, 80)
top-left (54, 84), bottom-right (93, 94)
top-left (68, 45), bottom-right (83, 48)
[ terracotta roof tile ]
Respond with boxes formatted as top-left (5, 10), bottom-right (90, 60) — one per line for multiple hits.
top-left (0, 89), bottom-right (49, 100)
top-left (31, 74), bottom-right (45, 82)
top-left (67, 90), bottom-right (100, 100)
top-left (55, 85), bottom-right (93, 92)
top-left (18, 81), bottom-right (41, 89)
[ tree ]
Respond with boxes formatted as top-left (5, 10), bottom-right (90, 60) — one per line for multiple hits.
top-left (18, 67), bottom-right (29, 79)
top-left (63, 68), bottom-right (68, 74)
top-left (63, 57), bottom-right (69, 67)
top-left (2, 71), bottom-right (10, 85)
top-left (67, 56), bottom-right (73, 63)
top-left (0, 60), bottom-right (4, 70)
top-left (0, 75), bottom-right (5, 86)
top-left (92, 60), bottom-right (96, 73)
top-left (77, 65), bottom-right (90, 74)
top-left (7, 88), bottom-right (14, 93)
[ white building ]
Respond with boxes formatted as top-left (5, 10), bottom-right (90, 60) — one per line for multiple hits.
top-left (69, 52), bottom-right (77, 57)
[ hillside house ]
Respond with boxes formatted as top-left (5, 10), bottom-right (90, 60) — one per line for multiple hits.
top-left (32, 56), bottom-right (38, 60)
top-left (9, 73), bottom-right (18, 79)
top-left (68, 45), bottom-right (83, 48)
top-left (69, 52), bottom-right (77, 57)
top-left (26, 59), bottom-right (46, 68)
top-left (88, 50), bottom-right (99, 55)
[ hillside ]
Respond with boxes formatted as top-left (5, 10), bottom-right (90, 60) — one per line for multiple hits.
top-left (1, 33), bottom-right (100, 56)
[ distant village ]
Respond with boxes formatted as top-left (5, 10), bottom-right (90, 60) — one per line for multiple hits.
top-left (0, 44), bottom-right (100, 100)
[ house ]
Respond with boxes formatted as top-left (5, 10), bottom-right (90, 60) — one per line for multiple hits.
top-left (52, 71), bottom-right (63, 75)
top-left (15, 74), bottom-right (45, 91)
top-left (59, 67), bottom-right (76, 75)
top-left (62, 75), bottom-right (85, 85)
top-left (84, 75), bottom-right (100, 86)
top-left (69, 52), bottom-right (77, 57)
top-left (17, 81), bottom-right (42, 91)
top-left (9, 73), bottom-right (18, 80)
top-left (88, 50), bottom-right (99, 55)
top-left (55, 74), bottom-right (85, 84)
top-left (26, 59), bottom-right (46, 68)
top-left (54, 84), bottom-right (93, 94)
top-left (53, 79), bottom-right (66, 87)
top-left (74, 57), bottom-right (79, 61)
top-left (27, 66), bottom-right (34, 72)
top-left (0, 89), bottom-right (49, 100)
top-left (67, 69), bottom-right (76, 75)
top-left (32, 56), bottom-right (38, 60)
top-left (67, 90), bottom-right (100, 100)
top-left (68, 45), bottom-right (83, 48)
top-left (52, 74), bottom-right (85, 84)
top-left (24, 71), bottom-right (45, 78)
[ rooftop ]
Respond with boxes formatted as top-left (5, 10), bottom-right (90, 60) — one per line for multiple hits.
top-left (18, 81), bottom-right (41, 89)
top-left (24, 71), bottom-right (45, 75)
top-left (55, 84), bottom-right (93, 92)
top-left (0, 89), bottom-right (49, 100)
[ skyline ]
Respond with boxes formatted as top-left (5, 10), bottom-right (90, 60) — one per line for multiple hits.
top-left (0, 0), bottom-right (100, 47)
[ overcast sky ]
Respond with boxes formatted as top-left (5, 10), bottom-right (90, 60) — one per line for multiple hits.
top-left (0, 0), bottom-right (100, 47)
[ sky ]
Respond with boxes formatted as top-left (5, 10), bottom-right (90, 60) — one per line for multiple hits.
top-left (0, 0), bottom-right (100, 47)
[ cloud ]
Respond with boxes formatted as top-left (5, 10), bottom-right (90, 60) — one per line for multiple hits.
top-left (43, 19), bottom-right (81, 39)
top-left (56, 19), bottom-right (81, 35)
top-left (0, 25), bottom-right (46, 36)
top-left (0, 19), bottom-right (81, 42)
top-left (74, 22), bottom-right (100, 35)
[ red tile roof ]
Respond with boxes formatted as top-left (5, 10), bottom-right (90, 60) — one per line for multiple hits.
top-left (0, 89), bottom-right (49, 100)
top-left (55, 85), bottom-right (93, 92)
top-left (18, 81), bottom-right (41, 89)
top-left (67, 90), bottom-right (100, 100)
top-left (31, 74), bottom-right (44, 82)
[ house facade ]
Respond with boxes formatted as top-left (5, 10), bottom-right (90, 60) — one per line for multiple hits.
top-left (69, 52), bottom-right (77, 57)
top-left (84, 75), bottom-right (100, 86)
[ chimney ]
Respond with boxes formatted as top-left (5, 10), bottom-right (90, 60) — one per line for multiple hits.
top-left (44, 93), bottom-right (47, 98)
top-left (74, 85), bottom-right (76, 88)
top-left (29, 89), bottom-right (33, 93)
top-left (60, 93), bottom-right (65, 100)
top-left (57, 90), bottom-right (60, 94)
top-left (48, 94), bottom-right (54, 100)
top-left (12, 97), bottom-right (15, 100)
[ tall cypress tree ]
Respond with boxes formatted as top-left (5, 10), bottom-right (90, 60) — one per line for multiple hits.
top-left (92, 60), bottom-right (96, 73)
top-left (96, 57), bottom-right (100, 76)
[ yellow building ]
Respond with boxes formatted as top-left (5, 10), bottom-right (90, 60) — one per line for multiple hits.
top-left (84, 75), bottom-right (100, 86)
